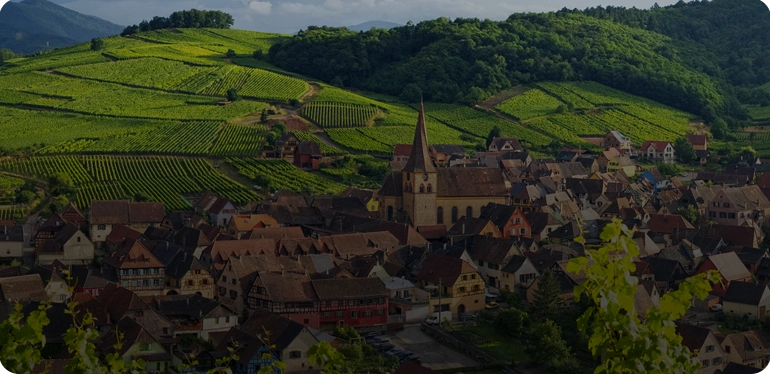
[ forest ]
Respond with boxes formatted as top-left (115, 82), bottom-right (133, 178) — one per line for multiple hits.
top-left (267, 0), bottom-right (769, 127)
top-left (121, 9), bottom-right (234, 36)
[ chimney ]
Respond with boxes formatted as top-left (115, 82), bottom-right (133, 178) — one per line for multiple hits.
top-left (462, 224), bottom-right (466, 235)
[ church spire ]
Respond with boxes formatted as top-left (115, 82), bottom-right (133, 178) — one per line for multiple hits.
top-left (403, 100), bottom-right (436, 173)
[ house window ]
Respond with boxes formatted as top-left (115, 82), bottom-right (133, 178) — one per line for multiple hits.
top-left (135, 311), bottom-right (144, 317)
top-left (705, 345), bottom-right (714, 352)
top-left (77, 237), bottom-right (81, 243)
top-left (349, 300), bottom-right (355, 306)
top-left (472, 285), bottom-right (479, 292)
top-left (702, 359), bottom-right (709, 367)
top-left (222, 276), bottom-right (227, 282)
top-left (419, 184), bottom-right (425, 193)
top-left (437, 207), bottom-right (444, 224)
top-left (451, 207), bottom-right (458, 223)
top-left (377, 309), bottom-right (384, 316)
top-left (712, 357), bottom-right (721, 365)
top-left (466, 206), bottom-right (473, 218)
top-left (724, 203), bottom-right (731, 208)
top-left (231, 279), bottom-right (236, 285)
top-left (122, 281), bottom-right (129, 287)
top-left (427, 184), bottom-right (432, 193)
top-left (364, 310), bottom-right (372, 317)
top-left (719, 212), bottom-right (727, 218)
top-left (187, 280), bottom-right (194, 286)
top-left (459, 287), bottom-right (466, 293)
top-left (289, 351), bottom-right (302, 359)
top-left (336, 311), bottom-right (344, 318)
top-left (229, 290), bottom-right (237, 299)
top-left (462, 275), bottom-right (468, 281)
top-left (519, 228), bottom-right (526, 235)
top-left (514, 218), bottom-right (521, 224)
top-left (219, 287), bottom-right (226, 295)
top-left (226, 316), bottom-right (230, 323)
top-left (323, 312), bottom-right (331, 318)
top-left (709, 211), bottom-right (716, 218)
top-left (202, 279), bottom-right (208, 285)
top-left (139, 343), bottom-right (151, 352)
top-left (725, 346), bottom-right (731, 353)
top-left (728, 213), bottom-right (736, 219)
top-left (471, 274), bottom-right (476, 279)
top-left (713, 202), bottom-right (719, 207)
top-left (98, 225), bottom-right (106, 230)
top-left (478, 260), bottom-right (484, 267)
top-left (215, 318), bottom-right (220, 324)
top-left (350, 311), bottom-right (359, 318)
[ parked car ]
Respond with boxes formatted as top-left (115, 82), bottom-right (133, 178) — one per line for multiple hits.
top-left (711, 304), bottom-right (723, 312)
top-left (425, 311), bottom-right (452, 326)
top-left (396, 350), bottom-right (413, 360)
top-left (458, 313), bottom-right (477, 321)
top-left (485, 301), bottom-right (499, 310)
top-left (384, 347), bottom-right (405, 356)
top-left (379, 343), bottom-right (395, 351)
top-left (405, 354), bottom-right (421, 364)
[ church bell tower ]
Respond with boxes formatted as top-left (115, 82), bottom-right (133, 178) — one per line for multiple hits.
top-left (401, 102), bottom-right (437, 227)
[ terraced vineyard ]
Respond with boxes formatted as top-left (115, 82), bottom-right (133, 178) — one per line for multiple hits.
top-left (210, 124), bottom-right (268, 157)
top-left (0, 156), bottom-right (258, 209)
top-left (303, 103), bottom-right (378, 128)
top-left (496, 88), bottom-right (565, 120)
top-left (293, 131), bottom-right (345, 156)
top-left (226, 159), bottom-right (347, 194)
top-left (202, 65), bottom-right (309, 101)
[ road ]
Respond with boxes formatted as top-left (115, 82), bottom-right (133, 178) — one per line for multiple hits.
top-left (22, 212), bottom-right (39, 267)
top-left (388, 325), bottom-right (480, 371)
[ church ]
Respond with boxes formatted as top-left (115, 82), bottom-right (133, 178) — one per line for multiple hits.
top-left (378, 103), bottom-right (509, 229)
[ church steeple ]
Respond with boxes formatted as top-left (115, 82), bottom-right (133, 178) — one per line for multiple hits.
top-left (403, 101), bottom-right (436, 173)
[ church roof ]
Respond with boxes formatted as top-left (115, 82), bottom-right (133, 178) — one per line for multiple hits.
top-left (402, 102), bottom-right (436, 173)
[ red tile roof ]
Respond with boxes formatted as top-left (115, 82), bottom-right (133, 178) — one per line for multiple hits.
top-left (685, 134), bottom-right (707, 146)
top-left (415, 253), bottom-right (477, 286)
top-left (641, 141), bottom-right (672, 152)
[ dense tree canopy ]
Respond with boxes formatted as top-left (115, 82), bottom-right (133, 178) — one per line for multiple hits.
top-left (269, 12), bottom-right (732, 121)
top-left (121, 9), bottom-right (234, 36)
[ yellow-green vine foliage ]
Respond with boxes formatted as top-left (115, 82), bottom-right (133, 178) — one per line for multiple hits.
top-left (567, 219), bottom-right (721, 374)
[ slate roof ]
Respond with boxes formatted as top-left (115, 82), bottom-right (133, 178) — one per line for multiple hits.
top-left (402, 103), bottom-right (436, 173)
top-left (479, 203), bottom-right (517, 230)
top-left (491, 138), bottom-right (523, 152)
top-left (152, 294), bottom-right (234, 319)
top-left (96, 283), bottom-right (152, 321)
top-left (721, 362), bottom-right (762, 374)
top-left (446, 217), bottom-right (498, 237)
top-left (311, 277), bottom-right (387, 300)
top-left (644, 257), bottom-right (685, 283)
top-left (722, 281), bottom-right (769, 305)
top-left (99, 316), bottom-right (160, 357)
top-left (0, 224), bottom-right (24, 242)
top-left (501, 255), bottom-right (529, 273)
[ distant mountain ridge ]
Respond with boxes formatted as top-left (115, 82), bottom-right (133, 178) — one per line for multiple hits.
top-left (0, 0), bottom-right (124, 55)
top-left (346, 21), bottom-right (402, 32)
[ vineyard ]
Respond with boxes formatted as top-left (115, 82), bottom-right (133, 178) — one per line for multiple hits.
top-left (226, 158), bottom-right (347, 194)
top-left (201, 65), bottom-right (309, 101)
top-left (302, 103), bottom-right (379, 128)
top-left (733, 132), bottom-right (770, 140)
top-left (210, 124), bottom-right (268, 157)
top-left (496, 89), bottom-right (565, 120)
top-left (0, 206), bottom-right (25, 221)
top-left (293, 131), bottom-right (345, 156)
top-left (0, 156), bottom-right (259, 210)
top-left (326, 129), bottom-right (394, 154)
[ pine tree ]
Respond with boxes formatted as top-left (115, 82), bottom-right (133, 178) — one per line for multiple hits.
top-left (531, 269), bottom-right (562, 322)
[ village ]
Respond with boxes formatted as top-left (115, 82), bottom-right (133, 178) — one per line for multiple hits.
top-left (2, 105), bottom-right (770, 374)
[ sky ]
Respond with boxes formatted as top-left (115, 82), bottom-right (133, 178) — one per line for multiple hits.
top-left (13, 0), bottom-right (680, 34)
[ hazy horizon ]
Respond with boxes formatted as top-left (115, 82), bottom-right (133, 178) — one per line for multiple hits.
top-left (4, 0), bottom-right (680, 34)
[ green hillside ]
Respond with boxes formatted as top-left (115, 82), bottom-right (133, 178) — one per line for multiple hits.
top-left (0, 25), bottom-right (705, 211)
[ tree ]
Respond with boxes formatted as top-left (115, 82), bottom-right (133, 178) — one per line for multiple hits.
top-left (399, 83), bottom-right (422, 103)
top-left (330, 76), bottom-right (344, 88)
top-left (226, 49), bottom-right (237, 58)
top-left (530, 269), bottom-right (562, 322)
top-left (307, 341), bottom-right (346, 374)
top-left (253, 50), bottom-right (264, 60)
top-left (49, 195), bottom-right (69, 215)
top-left (494, 307), bottom-right (528, 337)
top-left (657, 163), bottom-right (680, 178)
top-left (678, 204), bottom-right (699, 225)
top-left (486, 126), bottom-right (502, 149)
top-left (133, 192), bottom-right (152, 202)
top-left (227, 89), bottom-right (240, 102)
top-left (261, 109), bottom-right (269, 122)
top-left (674, 137), bottom-right (696, 163)
top-left (0, 48), bottom-right (15, 63)
top-left (711, 118), bottom-right (728, 139)
top-left (15, 190), bottom-right (36, 205)
top-left (567, 219), bottom-right (721, 374)
top-left (525, 320), bottom-right (578, 373)
top-left (90, 38), bottom-right (105, 51)
top-left (254, 175), bottom-right (272, 193)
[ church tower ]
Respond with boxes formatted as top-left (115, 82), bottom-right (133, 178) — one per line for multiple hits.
top-left (401, 102), bottom-right (437, 227)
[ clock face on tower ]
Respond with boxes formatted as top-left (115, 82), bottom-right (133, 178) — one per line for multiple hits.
top-left (423, 173), bottom-right (429, 181)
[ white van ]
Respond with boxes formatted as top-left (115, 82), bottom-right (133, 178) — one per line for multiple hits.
top-left (425, 311), bottom-right (452, 326)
